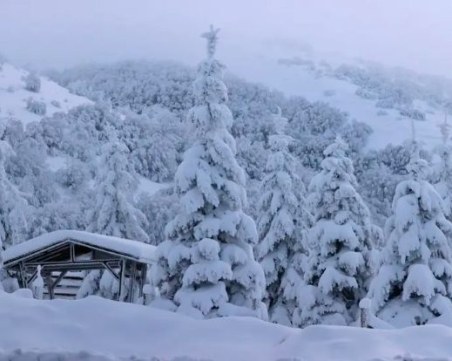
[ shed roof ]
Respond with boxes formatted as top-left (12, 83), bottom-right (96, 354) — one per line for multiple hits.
top-left (3, 230), bottom-right (156, 266)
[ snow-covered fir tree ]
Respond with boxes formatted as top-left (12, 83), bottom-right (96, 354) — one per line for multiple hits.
top-left (433, 116), bottom-right (452, 218)
top-left (0, 135), bottom-right (29, 247)
top-left (87, 138), bottom-right (149, 242)
top-left (369, 143), bottom-right (452, 326)
top-left (298, 137), bottom-right (378, 326)
top-left (255, 107), bottom-right (310, 325)
top-left (0, 234), bottom-right (4, 291)
top-left (152, 26), bottom-right (266, 319)
top-left (80, 136), bottom-right (149, 299)
top-left (24, 71), bottom-right (41, 93)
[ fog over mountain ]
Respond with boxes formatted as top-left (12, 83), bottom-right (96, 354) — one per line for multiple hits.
top-left (1, 0), bottom-right (452, 79)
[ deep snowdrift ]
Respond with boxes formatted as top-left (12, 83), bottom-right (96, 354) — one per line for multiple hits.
top-left (1, 292), bottom-right (452, 361)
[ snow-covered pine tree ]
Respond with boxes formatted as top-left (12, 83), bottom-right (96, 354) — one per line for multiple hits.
top-left (152, 26), bottom-right (266, 319)
top-left (0, 235), bottom-right (4, 291)
top-left (0, 136), bottom-right (29, 247)
top-left (298, 137), bottom-right (377, 326)
top-left (80, 135), bottom-right (149, 299)
top-left (87, 138), bottom-right (149, 243)
top-left (368, 143), bottom-right (452, 327)
top-left (255, 107), bottom-right (310, 325)
top-left (433, 115), bottom-right (452, 218)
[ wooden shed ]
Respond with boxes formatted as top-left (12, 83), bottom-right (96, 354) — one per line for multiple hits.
top-left (3, 230), bottom-right (156, 302)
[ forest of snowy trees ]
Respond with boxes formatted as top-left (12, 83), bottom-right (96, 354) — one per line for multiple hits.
top-left (0, 26), bottom-right (452, 330)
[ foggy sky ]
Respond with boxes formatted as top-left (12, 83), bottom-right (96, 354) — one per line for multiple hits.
top-left (1, 0), bottom-right (451, 78)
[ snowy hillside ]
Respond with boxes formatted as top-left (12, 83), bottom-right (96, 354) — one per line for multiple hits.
top-left (0, 62), bottom-right (90, 124)
top-left (0, 62), bottom-right (167, 201)
top-left (231, 50), bottom-right (450, 150)
top-left (1, 291), bottom-right (452, 361)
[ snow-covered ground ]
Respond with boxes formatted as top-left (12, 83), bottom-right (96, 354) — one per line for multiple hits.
top-left (0, 62), bottom-right (90, 124)
top-left (1, 291), bottom-right (452, 361)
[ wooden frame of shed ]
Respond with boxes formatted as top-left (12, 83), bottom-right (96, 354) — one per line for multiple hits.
top-left (3, 230), bottom-right (156, 302)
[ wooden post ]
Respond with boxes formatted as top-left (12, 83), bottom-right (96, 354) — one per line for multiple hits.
top-left (70, 243), bottom-right (75, 262)
top-left (138, 264), bottom-right (147, 298)
top-left (103, 262), bottom-right (120, 280)
top-left (27, 269), bottom-right (39, 286)
top-left (118, 259), bottom-right (126, 302)
top-left (359, 298), bottom-right (371, 328)
top-left (53, 270), bottom-right (67, 290)
top-left (45, 273), bottom-right (55, 300)
top-left (127, 261), bottom-right (137, 303)
top-left (19, 262), bottom-right (27, 288)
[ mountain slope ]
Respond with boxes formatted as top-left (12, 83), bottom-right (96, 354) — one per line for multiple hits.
top-left (0, 62), bottom-right (91, 124)
top-left (230, 50), bottom-right (451, 150)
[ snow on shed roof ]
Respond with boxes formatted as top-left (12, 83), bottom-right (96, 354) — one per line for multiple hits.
top-left (3, 230), bottom-right (156, 265)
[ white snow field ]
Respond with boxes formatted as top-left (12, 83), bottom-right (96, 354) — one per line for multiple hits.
top-left (0, 62), bottom-right (90, 124)
top-left (1, 291), bottom-right (452, 361)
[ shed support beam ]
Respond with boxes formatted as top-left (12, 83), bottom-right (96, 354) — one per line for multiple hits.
top-left (53, 270), bottom-right (68, 289)
top-left (27, 269), bottom-right (38, 286)
top-left (139, 264), bottom-right (147, 298)
top-left (103, 262), bottom-right (120, 281)
top-left (118, 259), bottom-right (126, 302)
top-left (19, 262), bottom-right (27, 288)
top-left (127, 261), bottom-right (137, 303)
top-left (70, 243), bottom-right (75, 262)
top-left (45, 274), bottom-right (55, 299)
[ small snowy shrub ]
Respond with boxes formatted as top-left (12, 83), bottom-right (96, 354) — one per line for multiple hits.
top-left (50, 100), bottom-right (61, 108)
top-left (24, 72), bottom-right (41, 93)
top-left (26, 98), bottom-right (46, 115)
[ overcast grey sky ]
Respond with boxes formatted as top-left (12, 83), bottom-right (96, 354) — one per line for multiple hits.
top-left (1, 0), bottom-right (452, 77)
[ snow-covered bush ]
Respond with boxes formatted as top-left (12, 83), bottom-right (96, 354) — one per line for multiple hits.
top-left (28, 199), bottom-right (88, 239)
top-left (6, 136), bottom-right (58, 207)
top-left (127, 107), bottom-right (185, 182)
top-left (0, 139), bottom-right (30, 247)
top-left (88, 139), bottom-right (149, 243)
top-left (50, 100), bottom-right (61, 108)
top-left (24, 72), bottom-right (41, 93)
top-left (152, 27), bottom-right (266, 319)
top-left (137, 187), bottom-right (179, 246)
top-left (354, 151), bottom-right (402, 227)
top-left (432, 120), bottom-right (452, 217)
top-left (25, 98), bottom-right (46, 115)
top-left (55, 159), bottom-right (90, 193)
top-left (58, 103), bottom-right (121, 161)
top-left (235, 136), bottom-right (268, 181)
top-left (399, 108), bottom-right (425, 121)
